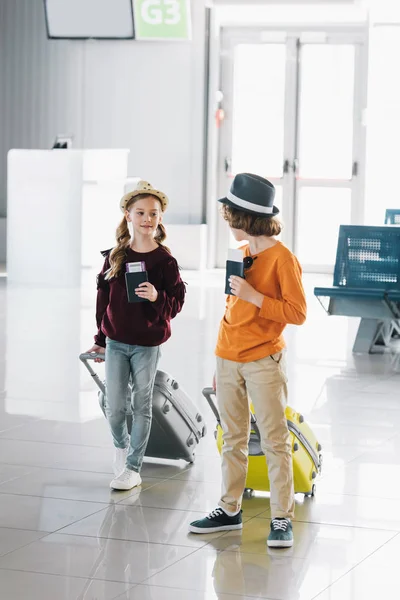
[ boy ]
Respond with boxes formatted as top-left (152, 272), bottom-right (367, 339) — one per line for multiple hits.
top-left (189, 173), bottom-right (306, 548)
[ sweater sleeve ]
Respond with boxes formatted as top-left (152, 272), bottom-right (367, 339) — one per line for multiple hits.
top-left (151, 257), bottom-right (186, 321)
top-left (94, 257), bottom-right (110, 348)
top-left (258, 256), bottom-right (307, 325)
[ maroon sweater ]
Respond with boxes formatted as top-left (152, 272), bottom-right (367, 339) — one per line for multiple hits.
top-left (94, 246), bottom-right (186, 348)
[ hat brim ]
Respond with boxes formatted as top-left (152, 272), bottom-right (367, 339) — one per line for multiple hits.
top-left (121, 189), bottom-right (168, 213)
top-left (218, 197), bottom-right (279, 217)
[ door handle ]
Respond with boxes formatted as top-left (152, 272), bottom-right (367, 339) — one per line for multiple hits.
top-left (224, 157), bottom-right (232, 174)
top-left (283, 159), bottom-right (298, 174)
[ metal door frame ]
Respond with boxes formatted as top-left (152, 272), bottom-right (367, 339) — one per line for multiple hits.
top-left (212, 24), bottom-right (368, 271)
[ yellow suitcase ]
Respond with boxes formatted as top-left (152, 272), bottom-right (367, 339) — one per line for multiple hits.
top-left (203, 388), bottom-right (322, 497)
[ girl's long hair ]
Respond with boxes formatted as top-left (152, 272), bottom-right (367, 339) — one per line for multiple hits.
top-left (105, 194), bottom-right (170, 280)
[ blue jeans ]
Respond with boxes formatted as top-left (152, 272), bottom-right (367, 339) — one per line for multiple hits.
top-left (105, 338), bottom-right (160, 473)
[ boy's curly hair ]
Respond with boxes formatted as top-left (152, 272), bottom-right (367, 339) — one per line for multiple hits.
top-left (221, 204), bottom-right (282, 237)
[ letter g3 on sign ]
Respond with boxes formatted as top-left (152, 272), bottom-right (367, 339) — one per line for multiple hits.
top-left (133, 0), bottom-right (191, 40)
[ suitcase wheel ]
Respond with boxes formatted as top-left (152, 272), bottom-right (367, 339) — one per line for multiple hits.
top-left (318, 454), bottom-right (323, 474)
top-left (243, 488), bottom-right (255, 499)
top-left (305, 484), bottom-right (316, 498)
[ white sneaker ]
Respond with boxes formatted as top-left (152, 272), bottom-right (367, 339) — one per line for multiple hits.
top-left (113, 447), bottom-right (129, 476)
top-left (110, 468), bottom-right (142, 491)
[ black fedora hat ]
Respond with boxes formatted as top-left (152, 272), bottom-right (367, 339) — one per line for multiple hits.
top-left (219, 173), bottom-right (279, 217)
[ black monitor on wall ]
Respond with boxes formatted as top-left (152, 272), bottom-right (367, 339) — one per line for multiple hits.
top-left (44, 0), bottom-right (135, 40)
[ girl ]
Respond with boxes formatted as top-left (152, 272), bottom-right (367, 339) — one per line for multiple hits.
top-left (87, 180), bottom-right (186, 491)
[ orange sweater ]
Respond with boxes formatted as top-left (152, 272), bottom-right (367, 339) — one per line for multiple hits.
top-left (216, 242), bottom-right (307, 363)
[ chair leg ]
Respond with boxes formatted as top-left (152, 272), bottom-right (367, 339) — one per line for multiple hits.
top-left (353, 319), bottom-right (389, 354)
top-left (375, 321), bottom-right (393, 348)
top-left (390, 320), bottom-right (400, 339)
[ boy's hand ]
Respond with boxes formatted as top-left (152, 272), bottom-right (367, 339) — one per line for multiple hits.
top-left (229, 276), bottom-right (264, 308)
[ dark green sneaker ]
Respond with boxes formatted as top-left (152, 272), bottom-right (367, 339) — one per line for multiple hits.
top-left (267, 518), bottom-right (293, 548)
top-left (189, 508), bottom-right (243, 534)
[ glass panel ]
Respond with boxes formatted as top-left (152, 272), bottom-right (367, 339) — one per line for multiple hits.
top-left (296, 187), bottom-right (351, 266)
top-left (231, 44), bottom-right (286, 178)
top-left (228, 186), bottom-right (283, 248)
top-left (298, 44), bottom-right (355, 179)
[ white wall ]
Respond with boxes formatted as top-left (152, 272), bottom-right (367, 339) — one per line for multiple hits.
top-left (0, 0), bottom-right (7, 219)
top-left (0, 0), bottom-right (207, 225)
top-left (0, 219), bottom-right (6, 263)
top-left (364, 5), bottom-right (400, 223)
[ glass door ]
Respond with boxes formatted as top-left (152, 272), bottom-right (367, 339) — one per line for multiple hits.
top-left (230, 43), bottom-right (286, 207)
top-left (216, 28), bottom-right (366, 272)
top-left (295, 40), bottom-right (364, 270)
top-left (216, 32), bottom-right (293, 263)
top-left (228, 42), bottom-right (286, 249)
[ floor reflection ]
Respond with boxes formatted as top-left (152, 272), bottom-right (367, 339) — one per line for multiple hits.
top-left (0, 273), bottom-right (399, 600)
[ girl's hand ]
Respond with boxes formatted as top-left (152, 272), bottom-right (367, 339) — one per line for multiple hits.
top-left (135, 282), bottom-right (158, 302)
top-left (86, 345), bottom-right (105, 363)
top-left (229, 276), bottom-right (263, 307)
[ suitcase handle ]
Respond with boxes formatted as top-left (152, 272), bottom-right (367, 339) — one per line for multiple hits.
top-left (202, 387), bottom-right (221, 423)
top-left (79, 353), bottom-right (106, 395)
top-left (79, 352), bottom-right (105, 361)
top-left (202, 386), bottom-right (261, 438)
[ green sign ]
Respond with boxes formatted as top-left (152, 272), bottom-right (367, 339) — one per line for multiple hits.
top-left (133, 0), bottom-right (191, 41)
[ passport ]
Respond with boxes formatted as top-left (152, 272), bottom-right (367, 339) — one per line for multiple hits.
top-left (225, 249), bottom-right (245, 295)
top-left (125, 271), bottom-right (149, 303)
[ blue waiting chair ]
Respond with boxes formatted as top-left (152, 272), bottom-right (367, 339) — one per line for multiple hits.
top-left (314, 225), bottom-right (400, 353)
top-left (385, 209), bottom-right (400, 225)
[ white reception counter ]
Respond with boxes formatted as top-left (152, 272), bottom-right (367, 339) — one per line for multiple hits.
top-left (7, 149), bottom-right (135, 286)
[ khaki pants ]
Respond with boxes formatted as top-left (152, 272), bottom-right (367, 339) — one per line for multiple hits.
top-left (216, 353), bottom-right (295, 519)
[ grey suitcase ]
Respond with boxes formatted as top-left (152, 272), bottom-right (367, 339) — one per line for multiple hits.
top-left (79, 353), bottom-right (206, 463)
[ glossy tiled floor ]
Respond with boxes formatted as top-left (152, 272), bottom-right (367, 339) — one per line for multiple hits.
top-left (0, 269), bottom-right (400, 600)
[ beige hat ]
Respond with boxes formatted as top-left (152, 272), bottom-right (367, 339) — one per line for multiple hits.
top-left (120, 180), bottom-right (169, 213)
